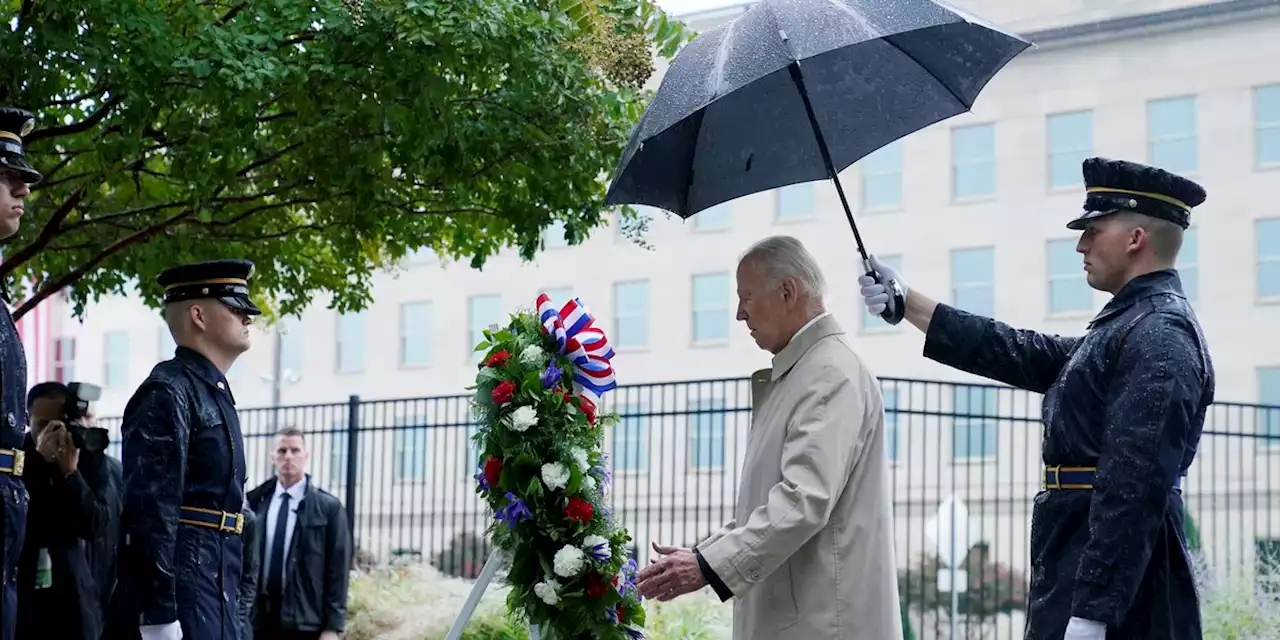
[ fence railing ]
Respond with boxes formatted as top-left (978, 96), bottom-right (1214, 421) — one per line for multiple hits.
top-left (99, 377), bottom-right (1280, 640)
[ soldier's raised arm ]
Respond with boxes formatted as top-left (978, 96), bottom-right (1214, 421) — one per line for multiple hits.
top-left (858, 259), bottom-right (1081, 394)
top-left (1070, 311), bottom-right (1210, 626)
top-left (119, 379), bottom-right (190, 629)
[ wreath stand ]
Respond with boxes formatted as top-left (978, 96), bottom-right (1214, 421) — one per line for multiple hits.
top-left (445, 549), bottom-right (543, 640)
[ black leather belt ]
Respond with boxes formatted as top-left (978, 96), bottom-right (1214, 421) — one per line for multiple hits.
top-left (178, 506), bottom-right (244, 535)
top-left (0, 448), bottom-right (24, 477)
top-left (1044, 465), bottom-right (1182, 491)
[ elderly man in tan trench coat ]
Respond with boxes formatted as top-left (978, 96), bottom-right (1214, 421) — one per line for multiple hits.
top-left (636, 235), bottom-right (903, 639)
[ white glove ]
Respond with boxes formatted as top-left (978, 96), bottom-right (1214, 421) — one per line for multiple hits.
top-left (1063, 616), bottom-right (1106, 640)
top-left (856, 255), bottom-right (908, 317)
top-left (140, 621), bottom-right (183, 640)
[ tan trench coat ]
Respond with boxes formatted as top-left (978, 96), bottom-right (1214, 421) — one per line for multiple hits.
top-left (697, 315), bottom-right (903, 640)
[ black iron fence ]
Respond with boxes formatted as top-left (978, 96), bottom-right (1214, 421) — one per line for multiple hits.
top-left (100, 377), bottom-right (1280, 639)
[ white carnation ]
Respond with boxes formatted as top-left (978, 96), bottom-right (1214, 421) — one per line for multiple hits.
top-left (583, 534), bottom-right (611, 561)
top-left (541, 462), bottom-right (570, 491)
top-left (553, 545), bottom-right (586, 578)
top-left (520, 344), bottom-right (547, 367)
top-left (505, 405), bottom-right (538, 432)
top-left (569, 447), bottom-right (590, 472)
top-left (583, 475), bottom-right (597, 492)
top-left (533, 578), bottom-right (561, 605)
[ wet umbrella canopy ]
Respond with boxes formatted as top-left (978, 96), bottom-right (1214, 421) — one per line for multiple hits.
top-left (604, 0), bottom-right (1031, 322)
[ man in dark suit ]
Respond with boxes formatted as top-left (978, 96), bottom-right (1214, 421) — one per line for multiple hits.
top-left (247, 427), bottom-right (351, 640)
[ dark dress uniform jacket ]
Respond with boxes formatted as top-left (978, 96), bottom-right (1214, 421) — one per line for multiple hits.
top-left (114, 346), bottom-right (247, 640)
top-left (923, 270), bottom-right (1213, 640)
top-left (0, 295), bottom-right (28, 640)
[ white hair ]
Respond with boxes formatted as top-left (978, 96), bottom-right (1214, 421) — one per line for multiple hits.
top-left (739, 235), bottom-right (827, 300)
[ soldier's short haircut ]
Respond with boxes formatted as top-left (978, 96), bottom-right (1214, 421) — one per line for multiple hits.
top-left (1116, 211), bottom-right (1183, 265)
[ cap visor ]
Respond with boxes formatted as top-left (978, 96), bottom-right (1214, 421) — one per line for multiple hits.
top-left (5, 158), bottom-right (41, 184)
top-left (1065, 209), bottom-right (1119, 231)
top-left (219, 296), bottom-right (262, 316)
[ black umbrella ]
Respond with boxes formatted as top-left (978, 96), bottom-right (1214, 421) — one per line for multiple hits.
top-left (604, 0), bottom-right (1031, 323)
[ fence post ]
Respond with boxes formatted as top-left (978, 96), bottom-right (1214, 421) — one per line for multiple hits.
top-left (345, 394), bottom-right (360, 541)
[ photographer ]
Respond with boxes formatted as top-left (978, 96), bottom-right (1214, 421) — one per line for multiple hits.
top-left (15, 382), bottom-right (121, 640)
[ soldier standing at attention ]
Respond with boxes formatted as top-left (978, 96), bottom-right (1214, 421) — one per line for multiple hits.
top-left (0, 107), bottom-right (41, 640)
top-left (858, 157), bottom-right (1214, 640)
top-left (115, 260), bottom-right (259, 640)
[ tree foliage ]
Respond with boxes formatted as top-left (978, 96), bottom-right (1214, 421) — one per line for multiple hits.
top-left (0, 0), bottom-right (694, 319)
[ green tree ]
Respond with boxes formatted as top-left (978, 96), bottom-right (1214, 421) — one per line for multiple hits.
top-left (0, 0), bottom-right (693, 319)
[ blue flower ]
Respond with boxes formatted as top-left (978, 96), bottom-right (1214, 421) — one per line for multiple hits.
top-left (495, 492), bottom-right (531, 530)
top-left (618, 558), bottom-right (639, 596)
top-left (624, 626), bottom-right (644, 639)
top-left (604, 606), bottom-right (619, 625)
top-left (586, 539), bottom-right (610, 563)
top-left (590, 461), bottom-right (612, 493)
top-left (541, 362), bottom-right (563, 389)
top-left (474, 468), bottom-right (489, 493)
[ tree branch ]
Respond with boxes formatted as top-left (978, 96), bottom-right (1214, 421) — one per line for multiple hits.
top-left (235, 142), bottom-right (305, 178)
top-left (0, 187), bottom-right (87, 280)
top-left (13, 208), bottom-right (194, 321)
top-left (220, 2), bottom-right (248, 23)
top-left (24, 95), bottom-right (124, 145)
top-left (59, 200), bottom-right (191, 233)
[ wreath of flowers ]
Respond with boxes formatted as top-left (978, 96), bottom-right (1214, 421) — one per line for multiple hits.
top-left (469, 293), bottom-right (645, 639)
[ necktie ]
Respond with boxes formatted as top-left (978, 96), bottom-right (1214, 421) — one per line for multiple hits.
top-left (266, 492), bottom-right (290, 595)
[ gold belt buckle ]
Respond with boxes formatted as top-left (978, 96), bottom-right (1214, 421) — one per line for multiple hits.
top-left (232, 512), bottom-right (244, 535)
top-left (1044, 464), bottom-right (1061, 490)
top-left (0, 449), bottom-right (23, 477)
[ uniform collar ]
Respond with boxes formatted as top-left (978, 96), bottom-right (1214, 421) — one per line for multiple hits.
top-left (175, 345), bottom-right (234, 402)
top-left (1087, 269), bottom-right (1184, 329)
top-left (770, 313), bottom-right (842, 381)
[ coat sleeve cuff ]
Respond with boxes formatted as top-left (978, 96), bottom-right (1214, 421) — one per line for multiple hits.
top-left (696, 535), bottom-right (766, 598)
top-left (694, 548), bottom-right (733, 602)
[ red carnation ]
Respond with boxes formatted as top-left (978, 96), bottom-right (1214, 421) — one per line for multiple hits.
top-left (616, 604), bottom-right (626, 623)
top-left (577, 396), bottom-right (597, 425)
top-left (483, 456), bottom-right (503, 488)
top-left (491, 380), bottom-right (517, 405)
top-left (586, 572), bottom-right (607, 598)
top-left (564, 496), bottom-right (594, 524)
top-left (486, 350), bottom-right (512, 367)
top-left (560, 389), bottom-right (573, 404)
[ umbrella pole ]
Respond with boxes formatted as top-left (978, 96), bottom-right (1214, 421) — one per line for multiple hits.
top-left (787, 61), bottom-right (907, 325)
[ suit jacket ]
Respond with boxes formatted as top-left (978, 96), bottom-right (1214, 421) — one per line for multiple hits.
top-left (697, 315), bottom-right (903, 640)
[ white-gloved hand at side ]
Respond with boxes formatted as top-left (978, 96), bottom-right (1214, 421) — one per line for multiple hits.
top-left (1062, 616), bottom-right (1106, 640)
top-left (140, 621), bottom-right (183, 640)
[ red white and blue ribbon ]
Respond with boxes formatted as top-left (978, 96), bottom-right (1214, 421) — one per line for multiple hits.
top-left (537, 293), bottom-right (616, 405)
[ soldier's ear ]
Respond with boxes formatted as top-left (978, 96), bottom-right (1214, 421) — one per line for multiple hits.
top-left (188, 302), bottom-right (208, 330)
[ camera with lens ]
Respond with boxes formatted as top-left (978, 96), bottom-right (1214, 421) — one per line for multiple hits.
top-left (63, 381), bottom-right (108, 453)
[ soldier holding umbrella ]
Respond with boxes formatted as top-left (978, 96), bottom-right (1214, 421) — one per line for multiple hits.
top-left (859, 158), bottom-right (1213, 640)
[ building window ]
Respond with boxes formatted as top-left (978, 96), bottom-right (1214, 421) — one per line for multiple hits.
top-left (862, 254), bottom-right (903, 332)
top-left (951, 247), bottom-right (995, 317)
top-left (1177, 227), bottom-right (1199, 303)
top-left (612, 403), bottom-right (648, 472)
top-left (52, 337), bottom-right (75, 383)
top-left (694, 202), bottom-right (730, 231)
top-left (400, 301), bottom-right (432, 367)
top-left (953, 386), bottom-right (997, 460)
top-left (1047, 238), bottom-right (1091, 314)
top-left (157, 327), bottom-right (176, 361)
top-left (691, 273), bottom-right (731, 344)
top-left (468, 295), bottom-right (503, 356)
top-left (861, 140), bottom-right (903, 210)
top-left (1259, 219), bottom-right (1280, 300)
top-left (393, 416), bottom-right (428, 482)
top-left (279, 317), bottom-right (303, 376)
top-left (104, 331), bottom-right (129, 388)
top-left (689, 398), bottom-right (725, 470)
top-left (1147, 96), bottom-right (1197, 174)
top-left (951, 123), bottom-right (995, 200)
top-left (1260, 367), bottom-right (1280, 438)
top-left (777, 183), bottom-right (815, 220)
top-left (541, 287), bottom-right (574, 306)
top-left (613, 281), bottom-right (649, 349)
top-left (335, 311), bottom-right (365, 373)
top-left (544, 220), bottom-right (569, 248)
top-left (884, 388), bottom-right (900, 462)
top-left (1254, 84), bottom-right (1280, 166)
top-left (1047, 111), bottom-right (1092, 188)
